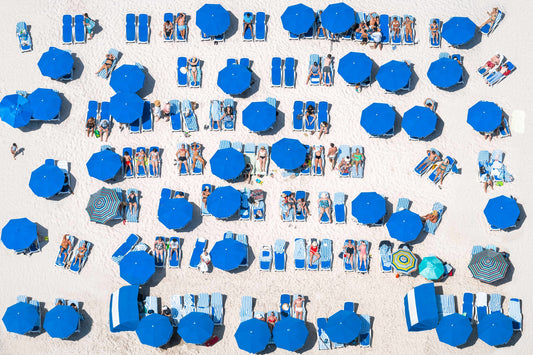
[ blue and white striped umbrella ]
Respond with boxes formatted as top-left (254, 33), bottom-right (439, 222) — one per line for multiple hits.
top-left (86, 187), bottom-right (121, 224)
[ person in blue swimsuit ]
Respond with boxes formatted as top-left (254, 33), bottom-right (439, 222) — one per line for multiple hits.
top-left (84, 13), bottom-right (95, 40)
top-left (175, 13), bottom-right (187, 39)
top-left (243, 12), bottom-right (254, 38)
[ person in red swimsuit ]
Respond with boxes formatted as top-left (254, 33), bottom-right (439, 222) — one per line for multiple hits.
top-left (310, 240), bottom-right (321, 265)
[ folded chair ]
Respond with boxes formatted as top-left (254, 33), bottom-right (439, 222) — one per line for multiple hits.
top-left (475, 292), bottom-right (488, 322)
top-left (320, 239), bottom-right (332, 270)
top-left (294, 238), bottom-right (306, 270)
top-left (274, 239), bottom-right (286, 271)
top-left (334, 192), bottom-right (346, 223)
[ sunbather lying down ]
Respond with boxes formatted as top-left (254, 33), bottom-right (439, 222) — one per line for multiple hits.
top-left (479, 54), bottom-right (501, 72)
top-left (95, 53), bottom-right (116, 76)
top-left (480, 8), bottom-right (499, 30)
top-left (485, 64), bottom-right (511, 85)
top-left (419, 150), bottom-right (441, 171)
top-left (421, 210), bottom-right (439, 223)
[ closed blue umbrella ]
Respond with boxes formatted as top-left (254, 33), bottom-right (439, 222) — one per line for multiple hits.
top-left (242, 101), bottom-right (276, 132)
top-left (1, 218), bottom-right (37, 251)
top-left (437, 313), bottom-right (472, 346)
top-left (235, 318), bottom-right (271, 353)
top-left (196, 4), bottom-right (230, 36)
top-left (206, 186), bottom-right (241, 219)
top-left (478, 312), bottom-right (513, 346)
top-left (157, 198), bottom-right (193, 229)
top-left (2, 302), bottom-right (39, 335)
top-left (351, 192), bottom-right (386, 224)
top-left (484, 195), bottom-right (519, 229)
top-left (217, 64), bottom-right (252, 95)
top-left (281, 4), bottom-right (315, 35)
top-left (387, 210), bottom-right (423, 242)
top-left (360, 103), bottom-right (395, 136)
top-left (376, 60), bottom-right (411, 92)
top-left (338, 52), bottom-right (372, 84)
top-left (324, 310), bottom-right (361, 344)
top-left (210, 238), bottom-right (247, 271)
top-left (120, 251), bottom-right (155, 285)
top-left (43, 305), bottom-right (78, 339)
top-left (28, 88), bottom-right (61, 121)
top-left (136, 314), bottom-right (173, 348)
top-left (110, 64), bottom-right (145, 93)
top-left (178, 312), bottom-right (214, 344)
top-left (86, 149), bottom-right (122, 181)
top-left (273, 317), bottom-right (308, 351)
top-left (29, 163), bottom-right (65, 198)
top-left (37, 47), bottom-right (73, 79)
top-left (210, 147), bottom-right (245, 180)
top-left (442, 17), bottom-right (477, 46)
top-left (321, 3), bottom-right (356, 34)
top-left (467, 101), bottom-right (502, 133)
top-left (402, 106), bottom-right (437, 139)
top-left (0, 94), bottom-right (32, 128)
top-left (109, 92), bottom-right (144, 124)
top-left (427, 57), bottom-right (463, 88)
top-left (86, 187), bottom-right (121, 224)
top-left (271, 138), bottom-right (306, 170)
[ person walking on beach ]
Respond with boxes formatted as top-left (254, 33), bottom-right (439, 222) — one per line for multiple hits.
top-left (84, 13), bottom-right (96, 40)
top-left (10, 143), bottom-right (18, 160)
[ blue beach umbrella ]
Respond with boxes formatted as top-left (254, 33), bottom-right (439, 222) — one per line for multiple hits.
top-left (217, 64), bottom-right (252, 95)
top-left (376, 60), bottom-right (411, 92)
top-left (206, 186), bottom-right (241, 219)
top-left (387, 210), bottom-right (423, 242)
top-left (37, 47), bottom-right (73, 79)
top-left (242, 101), bottom-right (276, 132)
top-left (110, 64), bottom-right (145, 93)
top-left (109, 285), bottom-right (140, 332)
top-left (120, 251), bottom-right (155, 285)
top-left (235, 318), bottom-right (271, 353)
top-left (109, 92), bottom-right (144, 124)
top-left (210, 147), bottom-right (245, 180)
top-left (402, 106), bottom-right (437, 139)
top-left (136, 314), bottom-right (173, 348)
top-left (196, 4), bottom-right (230, 36)
top-left (351, 192), bottom-right (386, 224)
top-left (418, 256), bottom-right (445, 280)
top-left (281, 4), bottom-right (315, 35)
top-left (442, 17), bottom-right (477, 46)
top-left (427, 57), bottom-right (463, 88)
top-left (478, 312), bottom-right (513, 346)
top-left (324, 310), bottom-right (361, 344)
top-left (467, 101), bottom-right (502, 133)
top-left (0, 94), bottom-right (32, 128)
top-left (1, 218), bottom-right (37, 251)
top-left (2, 302), bottom-right (39, 335)
top-left (484, 195), bottom-right (520, 229)
top-left (43, 305), bottom-right (79, 339)
top-left (178, 312), bottom-right (214, 344)
top-left (271, 138), bottom-right (306, 170)
top-left (360, 103), bottom-right (395, 136)
top-left (28, 88), bottom-right (61, 121)
top-left (29, 163), bottom-right (65, 198)
top-left (273, 316), bottom-right (308, 351)
top-left (157, 198), bottom-right (193, 230)
top-left (338, 52), bottom-right (372, 84)
top-left (210, 238), bottom-right (247, 271)
top-left (321, 3), bottom-right (356, 34)
top-left (86, 149), bottom-right (122, 181)
top-left (437, 313), bottom-right (472, 347)
top-left (86, 187), bottom-right (121, 224)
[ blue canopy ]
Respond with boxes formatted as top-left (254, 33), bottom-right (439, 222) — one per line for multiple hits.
top-left (427, 57), bottom-right (463, 88)
top-left (86, 149), bottom-right (122, 181)
top-left (37, 47), bottom-right (73, 79)
top-left (217, 64), bottom-right (252, 95)
top-left (404, 283), bottom-right (438, 331)
top-left (1, 217), bottom-right (37, 251)
top-left (0, 94), bottom-right (32, 128)
top-left (136, 314), bottom-right (173, 348)
top-left (195, 4), bottom-right (230, 36)
top-left (206, 186), bottom-right (241, 219)
top-left (436, 313), bottom-right (472, 347)
top-left (467, 101), bottom-right (502, 133)
top-left (109, 92), bottom-right (144, 124)
top-left (178, 312), bottom-right (214, 344)
top-left (120, 251), bottom-right (155, 285)
top-left (338, 52), bottom-right (372, 85)
top-left (210, 147), bottom-right (245, 180)
top-left (402, 106), bottom-right (437, 139)
top-left (484, 195), bottom-right (520, 229)
top-left (281, 4), bottom-right (315, 35)
top-left (242, 101), bottom-right (276, 132)
top-left (2, 302), bottom-right (39, 335)
top-left (86, 187), bottom-right (121, 224)
top-left (109, 285), bottom-right (140, 332)
top-left (158, 198), bottom-right (193, 230)
top-left (210, 238), bottom-right (247, 271)
top-left (28, 88), bottom-right (61, 121)
top-left (43, 305), bottom-right (79, 339)
top-left (478, 312), bottom-right (513, 346)
top-left (321, 3), bottom-right (356, 34)
top-left (110, 64), bottom-right (145, 93)
top-left (235, 318), bottom-right (271, 353)
top-left (442, 17), bottom-right (477, 46)
top-left (29, 163), bottom-right (65, 198)
top-left (360, 103), bottom-right (395, 136)
top-left (271, 138), bottom-right (306, 170)
top-left (273, 317), bottom-right (308, 351)
top-left (386, 210), bottom-right (423, 242)
top-left (324, 310), bottom-right (361, 344)
top-left (376, 60), bottom-right (411, 92)
top-left (351, 192), bottom-right (386, 224)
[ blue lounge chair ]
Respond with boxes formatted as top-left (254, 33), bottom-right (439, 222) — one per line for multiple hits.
top-left (163, 13), bottom-right (174, 41)
top-left (489, 293), bottom-right (502, 314)
top-left (292, 295), bottom-right (306, 321)
top-left (197, 293), bottom-right (211, 316)
top-left (357, 240), bottom-right (370, 273)
top-left (99, 101), bottom-right (110, 124)
top-left (176, 57), bottom-right (188, 87)
top-left (243, 12), bottom-right (254, 41)
top-left (148, 146), bottom-right (160, 177)
top-left (334, 192), bottom-right (346, 224)
top-left (318, 101), bottom-right (328, 127)
top-left (223, 99), bottom-right (235, 131)
top-left (122, 147), bottom-right (134, 178)
top-left (181, 99), bottom-right (198, 131)
top-left (337, 145), bottom-right (350, 177)
top-left (424, 202), bottom-right (443, 234)
top-left (111, 234), bottom-right (139, 263)
top-left (138, 14), bottom-right (149, 43)
top-left (341, 26), bottom-right (354, 40)
top-left (280, 294), bottom-right (291, 318)
top-left (351, 145), bottom-right (365, 178)
top-left (170, 295), bottom-right (183, 325)
top-left (292, 100), bottom-right (304, 131)
top-left (343, 240), bottom-right (355, 272)
top-left (397, 198), bottom-right (410, 212)
top-left (391, 15), bottom-right (402, 44)
top-left (303, 21), bottom-right (315, 39)
top-left (169, 100), bottom-right (182, 131)
top-left (97, 49), bottom-right (119, 78)
top-left (379, 241), bottom-right (393, 272)
top-left (189, 237), bottom-right (206, 268)
top-left (284, 57), bottom-right (295, 88)
top-left (308, 238), bottom-right (320, 270)
top-left (294, 190), bottom-right (307, 222)
top-left (188, 62), bottom-right (202, 88)
top-left (414, 148), bottom-right (442, 176)
top-left (274, 239), bottom-right (286, 271)
top-left (129, 114), bottom-right (141, 133)
top-left (86, 100), bottom-right (98, 125)
top-left (500, 117), bottom-right (511, 138)
top-left (211, 292), bottom-right (224, 325)
top-left (462, 293), bottom-right (474, 322)
top-left (17, 22), bottom-right (32, 52)
top-left (135, 147), bottom-right (147, 177)
top-left (62, 15), bottom-right (73, 44)
top-left (299, 145), bottom-right (312, 176)
top-left (201, 184), bottom-right (211, 215)
top-left (280, 191), bottom-right (294, 222)
top-left (359, 314), bottom-right (372, 347)
top-left (167, 237), bottom-right (180, 268)
top-left (309, 54), bottom-right (321, 85)
top-left (259, 245), bottom-right (272, 271)
top-left (488, 61), bottom-right (515, 86)
top-left (320, 239), bottom-right (332, 271)
top-left (125, 189), bottom-right (139, 222)
top-left (240, 58), bottom-right (251, 68)
top-left (125, 14), bottom-right (136, 43)
top-left (55, 235), bottom-right (75, 268)
top-left (175, 13), bottom-right (187, 42)
top-left (141, 101), bottom-right (152, 132)
top-left (289, 30), bottom-right (300, 40)
top-left (236, 234), bottom-right (249, 267)
top-left (480, 10), bottom-right (503, 36)
top-left (317, 318), bottom-right (332, 350)
top-left (428, 156), bottom-right (456, 184)
top-left (509, 298), bottom-right (522, 331)
top-left (256, 12), bottom-right (266, 41)
top-left (74, 15), bottom-right (86, 43)
top-left (29, 299), bottom-right (41, 333)
top-left (214, 32), bottom-right (225, 43)
top-left (478, 150), bottom-right (491, 182)
top-left (380, 15), bottom-right (390, 44)
top-left (403, 15), bottom-right (415, 44)
top-left (312, 146), bottom-right (324, 176)
top-left (69, 241), bottom-right (92, 273)
top-left (294, 238), bottom-right (306, 270)
top-left (183, 294), bottom-right (195, 315)
top-left (271, 57), bottom-right (282, 87)
top-left (353, 12), bottom-right (366, 41)
top-left (429, 18), bottom-right (441, 47)
top-left (240, 296), bottom-right (253, 322)
top-left (436, 295), bottom-right (456, 320)
top-left (227, 58), bottom-right (237, 66)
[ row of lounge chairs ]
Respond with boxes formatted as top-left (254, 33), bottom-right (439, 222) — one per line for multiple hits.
top-left (125, 14), bottom-right (149, 43)
top-left (122, 146), bottom-right (160, 178)
top-left (162, 13), bottom-right (188, 42)
top-left (317, 303), bottom-right (372, 349)
top-left (292, 100), bottom-right (329, 130)
top-left (169, 293), bottom-right (224, 326)
top-left (54, 235), bottom-right (92, 273)
top-left (62, 14), bottom-right (87, 44)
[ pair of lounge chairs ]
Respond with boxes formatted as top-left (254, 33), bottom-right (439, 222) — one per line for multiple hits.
top-left (128, 100), bottom-right (152, 133)
top-left (16, 296), bottom-right (41, 333)
top-left (280, 190), bottom-right (306, 222)
top-left (343, 240), bottom-right (370, 273)
top-left (336, 145), bottom-right (365, 178)
top-left (242, 12), bottom-right (266, 41)
top-left (126, 14), bottom-right (149, 43)
top-left (62, 15), bottom-right (86, 44)
top-left (294, 238), bottom-right (332, 271)
top-left (478, 150), bottom-right (512, 186)
top-left (271, 57), bottom-right (295, 87)
top-left (413, 149), bottom-right (457, 185)
top-left (171, 293), bottom-right (224, 326)
top-left (176, 142), bottom-right (203, 175)
top-left (152, 237), bottom-right (167, 267)
top-left (279, 294), bottom-right (307, 320)
top-left (387, 15), bottom-right (415, 45)
top-left (122, 146), bottom-right (160, 178)
top-left (168, 99), bottom-right (199, 132)
top-left (16, 22), bottom-right (32, 52)
top-left (209, 99), bottom-right (235, 131)
top-left (177, 57), bottom-right (202, 88)
top-left (86, 101), bottom-right (110, 132)
top-left (55, 235), bottom-right (92, 273)
top-left (163, 13), bottom-right (187, 42)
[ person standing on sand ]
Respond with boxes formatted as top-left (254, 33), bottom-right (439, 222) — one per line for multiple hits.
top-left (10, 143), bottom-right (18, 160)
top-left (327, 143), bottom-right (337, 170)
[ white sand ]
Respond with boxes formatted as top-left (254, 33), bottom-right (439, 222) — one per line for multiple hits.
top-left (1, 0), bottom-right (532, 353)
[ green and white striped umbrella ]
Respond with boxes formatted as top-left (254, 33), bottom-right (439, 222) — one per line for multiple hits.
top-left (392, 248), bottom-right (417, 275)
top-left (86, 187), bottom-right (121, 224)
top-left (468, 249), bottom-right (509, 283)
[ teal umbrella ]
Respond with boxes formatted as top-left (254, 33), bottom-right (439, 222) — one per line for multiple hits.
top-left (419, 256), bottom-right (444, 280)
